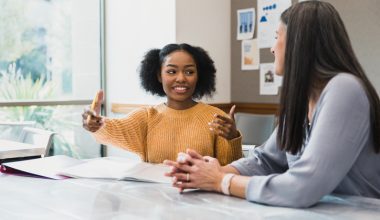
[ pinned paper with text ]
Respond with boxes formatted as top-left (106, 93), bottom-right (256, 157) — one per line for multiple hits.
top-left (237, 8), bottom-right (255, 40)
top-left (257, 0), bottom-right (291, 48)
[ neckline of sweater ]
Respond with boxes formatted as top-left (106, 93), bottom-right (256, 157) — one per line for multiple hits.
top-left (159, 102), bottom-right (205, 116)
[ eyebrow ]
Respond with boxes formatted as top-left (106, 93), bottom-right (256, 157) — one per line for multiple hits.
top-left (165, 64), bottom-right (196, 68)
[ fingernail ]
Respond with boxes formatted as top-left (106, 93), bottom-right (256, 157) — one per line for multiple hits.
top-left (178, 152), bottom-right (187, 163)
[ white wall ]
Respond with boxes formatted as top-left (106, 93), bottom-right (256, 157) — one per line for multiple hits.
top-left (71, 0), bottom-right (100, 99)
top-left (176, 0), bottom-right (231, 103)
top-left (105, 0), bottom-right (176, 109)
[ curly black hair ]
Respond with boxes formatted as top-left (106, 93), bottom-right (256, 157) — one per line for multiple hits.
top-left (139, 43), bottom-right (216, 99)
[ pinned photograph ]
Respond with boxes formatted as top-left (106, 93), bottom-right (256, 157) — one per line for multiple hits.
top-left (241, 39), bottom-right (259, 70)
top-left (237, 8), bottom-right (255, 40)
top-left (260, 63), bottom-right (281, 95)
top-left (264, 70), bottom-right (274, 83)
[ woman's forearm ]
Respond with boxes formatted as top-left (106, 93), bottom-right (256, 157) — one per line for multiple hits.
top-left (229, 175), bottom-right (250, 199)
top-left (221, 164), bottom-right (240, 174)
top-left (222, 165), bottom-right (251, 199)
top-left (220, 165), bottom-right (250, 199)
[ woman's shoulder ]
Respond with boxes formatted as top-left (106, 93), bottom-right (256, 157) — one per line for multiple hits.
top-left (323, 73), bottom-right (367, 98)
top-left (197, 102), bottom-right (226, 115)
top-left (123, 104), bottom-right (163, 118)
top-left (326, 73), bottom-right (364, 92)
top-left (318, 73), bottom-right (370, 111)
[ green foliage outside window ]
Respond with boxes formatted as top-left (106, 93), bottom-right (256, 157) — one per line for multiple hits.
top-left (0, 63), bottom-right (79, 157)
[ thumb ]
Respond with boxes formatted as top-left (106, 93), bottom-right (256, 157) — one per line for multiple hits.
top-left (229, 105), bottom-right (236, 121)
top-left (186, 148), bottom-right (204, 160)
top-left (93, 90), bottom-right (104, 116)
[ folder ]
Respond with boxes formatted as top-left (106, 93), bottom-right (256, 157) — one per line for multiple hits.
top-left (0, 155), bottom-right (83, 180)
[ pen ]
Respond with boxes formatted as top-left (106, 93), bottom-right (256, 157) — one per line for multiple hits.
top-left (87, 91), bottom-right (100, 124)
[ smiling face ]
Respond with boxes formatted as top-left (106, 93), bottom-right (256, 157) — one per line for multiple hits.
top-left (271, 22), bottom-right (286, 76)
top-left (158, 50), bottom-right (198, 110)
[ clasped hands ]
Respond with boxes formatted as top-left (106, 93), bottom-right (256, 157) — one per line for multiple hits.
top-left (164, 149), bottom-right (224, 193)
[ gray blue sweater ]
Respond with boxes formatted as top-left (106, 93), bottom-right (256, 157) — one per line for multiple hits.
top-left (231, 73), bottom-right (380, 208)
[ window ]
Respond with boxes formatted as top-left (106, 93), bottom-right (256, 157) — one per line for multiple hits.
top-left (0, 0), bottom-right (104, 158)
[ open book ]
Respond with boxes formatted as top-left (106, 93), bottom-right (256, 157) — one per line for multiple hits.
top-left (1, 155), bottom-right (171, 184)
top-left (59, 157), bottom-right (171, 184)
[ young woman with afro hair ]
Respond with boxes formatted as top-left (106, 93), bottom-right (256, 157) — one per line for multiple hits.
top-left (83, 43), bottom-right (242, 165)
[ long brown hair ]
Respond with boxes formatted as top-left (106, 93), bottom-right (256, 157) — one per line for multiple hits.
top-left (277, 1), bottom-right (380, 154)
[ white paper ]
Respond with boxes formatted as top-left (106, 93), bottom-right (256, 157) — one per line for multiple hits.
top-left (260, 63), bottom-right (280, 95)
top-left (257, 0), bottom-right (291, 48)
top-left (275, 73), bottom-right (283, 88)
top-left (59, 157), bottom-right (171, 184)
top-left (241, 39), bottom-right (260, 70)
top-left (237, 8), bottom-right (255, 40)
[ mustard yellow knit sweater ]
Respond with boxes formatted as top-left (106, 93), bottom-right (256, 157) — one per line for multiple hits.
top-left (93, 102), bottom-right (242, 165)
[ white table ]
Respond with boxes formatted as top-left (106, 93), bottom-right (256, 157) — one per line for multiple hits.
top-left (0, 173), bottom-right (379, 220)
top-left (242, 144), bottom-right (256, 157)
top-left (0, 139), bottom-right (44, 160)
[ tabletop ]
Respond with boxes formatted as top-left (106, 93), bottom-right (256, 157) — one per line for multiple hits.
top-left (0, 173), bottom-right (379, 220)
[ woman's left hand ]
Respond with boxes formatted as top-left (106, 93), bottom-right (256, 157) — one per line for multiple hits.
top-left (164, 149), bottom-right (224, 192)
top-left (209, 105), bottom-right (239, 140)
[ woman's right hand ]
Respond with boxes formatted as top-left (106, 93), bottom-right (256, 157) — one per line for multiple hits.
top-left (82, 109), bottom-right (104, 132)
top-left (164, 149), bottom-right (224, 193)
top-left (82, 90), bottom-right (104, 132)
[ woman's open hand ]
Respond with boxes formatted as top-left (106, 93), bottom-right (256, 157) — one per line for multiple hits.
top-left (209, 105), bottom-right (239, 140)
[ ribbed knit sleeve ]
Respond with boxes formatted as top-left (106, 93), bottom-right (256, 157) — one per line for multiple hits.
top-left (215, 133), bottom-right (242, 165)
top-left (92, 108), bottom-right (148, 159)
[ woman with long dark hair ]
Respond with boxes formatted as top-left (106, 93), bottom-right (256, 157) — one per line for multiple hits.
top-left (165, 1), bottom-right (380, 208)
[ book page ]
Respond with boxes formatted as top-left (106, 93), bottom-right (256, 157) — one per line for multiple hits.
top-left (59, 158), bottom-right (140, 179)
top-left (59, 157), bottom-right (171, 183)
top-left (120, 163), bottom-right (171, 184)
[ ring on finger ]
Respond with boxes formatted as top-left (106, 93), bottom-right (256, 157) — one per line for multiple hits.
top-left (186, 173), bottom-right (190, 182)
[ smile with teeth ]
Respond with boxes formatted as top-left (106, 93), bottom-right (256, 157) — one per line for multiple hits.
top-left (173, 86), bottom-right (188, 93)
